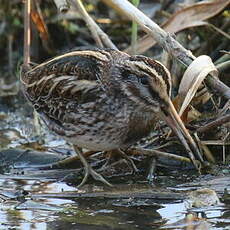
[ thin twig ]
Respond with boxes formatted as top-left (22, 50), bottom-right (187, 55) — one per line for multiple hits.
top-left (8, 34), bottom-right (13, 76)
top-left (219, 100), bottom-right (230, 116)
top-left (194, 133), bottom-right (215, 163)
top-left (69, 0), bottom-right (118, 50)
top-left (201, 140), bottom-right (230, 145)
top-left (196, 114), bottom-right (230, 133)
top-left (102, 0), bottom-right (230, 100)
top-left (128, 147), bottom-right (192, 164)
top-left (131, 0), bottom-right (139, 54)
top-left (73, 0), bottom-right (103, 47)
top-left (222, 132), bottom-right (230, 164)
top-left (23, 0), bottom-right (31, 66)
top-left (198, 19), bottom-right (230, 56)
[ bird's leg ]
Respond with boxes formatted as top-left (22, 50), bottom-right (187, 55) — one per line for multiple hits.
top-left (73, 145), bottom-right (113, 187)
top-left (45, 150), bottom-right (97, 169)
top-left (100, 149), bottom-right (139, 173)
top-left (147, 157), bottom-right (157, 184)
top-left (118, 149), bottom-right (139, 173)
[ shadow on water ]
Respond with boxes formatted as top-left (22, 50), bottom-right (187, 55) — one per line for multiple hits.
top-left (0, 107), bottom-right (229, 230)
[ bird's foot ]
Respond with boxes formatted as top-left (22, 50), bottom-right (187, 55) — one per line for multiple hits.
top-left (119, 149), bottom-right (139, 174)
top-left (107, 149), bottom-right (139, 174)
top-left (127, 157), bottom-right (139, 174)
top-left (72, 145), bottom-right (112, 187)
top-left (78, 165), bottom-right (113, 188)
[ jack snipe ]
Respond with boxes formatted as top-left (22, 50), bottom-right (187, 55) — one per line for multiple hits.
top-left (20, 48), bottom-right (203, 186)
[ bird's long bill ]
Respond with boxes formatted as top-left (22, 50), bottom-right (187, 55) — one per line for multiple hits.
top-left (162, 100), bottom-right (204, 169)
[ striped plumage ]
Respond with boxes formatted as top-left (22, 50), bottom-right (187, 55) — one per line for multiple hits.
top-left (20, 48), bottom-right (201, 186)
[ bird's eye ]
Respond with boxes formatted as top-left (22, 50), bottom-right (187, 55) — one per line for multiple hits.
top-left (127, 74), bottom-right (138, 81)
top-left (140, 76), bottom-right (148, 85)
top-left (122, 70), bottom-right (139, 82)
top-left (122, 70), bottom-right (136, 81)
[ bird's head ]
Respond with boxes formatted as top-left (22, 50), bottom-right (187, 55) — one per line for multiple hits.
top-left (117, 55), bottom-right (172, 114)
top-left (117, 54), bottom-right (203, 168)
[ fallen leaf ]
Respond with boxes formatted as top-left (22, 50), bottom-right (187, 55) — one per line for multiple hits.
top-left (125, 0), bottom-right (230, 54)
top-left (178, 55), bottom-right (218, 117)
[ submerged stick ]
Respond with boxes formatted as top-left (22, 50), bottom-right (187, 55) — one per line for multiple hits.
top-left (31, 190), bottom-right (185, 200)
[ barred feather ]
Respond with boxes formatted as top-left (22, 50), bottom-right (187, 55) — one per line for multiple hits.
top-left (20, 49), bottom-right (172, 150)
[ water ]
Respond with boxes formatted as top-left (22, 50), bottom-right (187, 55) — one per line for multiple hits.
top-left (0, 173), bottom-right (229, 230)
top-left (0, 108), bottom-right (229, 230)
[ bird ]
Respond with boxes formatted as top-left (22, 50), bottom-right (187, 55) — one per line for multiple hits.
top-left (20, 48), bottom-right (203, 187)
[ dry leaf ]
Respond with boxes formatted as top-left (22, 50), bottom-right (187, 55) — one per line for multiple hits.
top-left (125, 0), bottom-right (230, 54)
top-left (31, 10), bottom-right (49, 41)
top-left (178, 55), bottom-right (218, 116)
top-left (31, 3), bottom-right (54, 54)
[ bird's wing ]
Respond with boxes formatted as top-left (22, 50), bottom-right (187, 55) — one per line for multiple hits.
top-left (20, 51), bottom-right (112, 134)
top-left (20, 50), bottom-right (111, 85)
top-left (20, 50), bottom-right (113, 101)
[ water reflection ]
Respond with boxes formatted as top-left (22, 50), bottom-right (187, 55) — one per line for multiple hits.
top-left (0, 176), bottom-right (229, 229)
top-left (0, 109), bottom-right (229, 229)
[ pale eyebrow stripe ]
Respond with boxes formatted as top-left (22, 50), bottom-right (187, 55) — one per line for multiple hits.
top-left (123, 60), bottom-right (171, 95)
top-left (123, 60), bottom-right (164, 81)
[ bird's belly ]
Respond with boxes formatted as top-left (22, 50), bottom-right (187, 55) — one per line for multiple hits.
top-left (64, 114), bottom-right (154, 151)
top-left (62, 105), bottom-right (130, 151)
top-left (65, 132), bottom-right (123, 151)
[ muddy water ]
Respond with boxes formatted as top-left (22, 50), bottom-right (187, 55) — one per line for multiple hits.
top-left (0, 108), bottom-right (229, 230)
